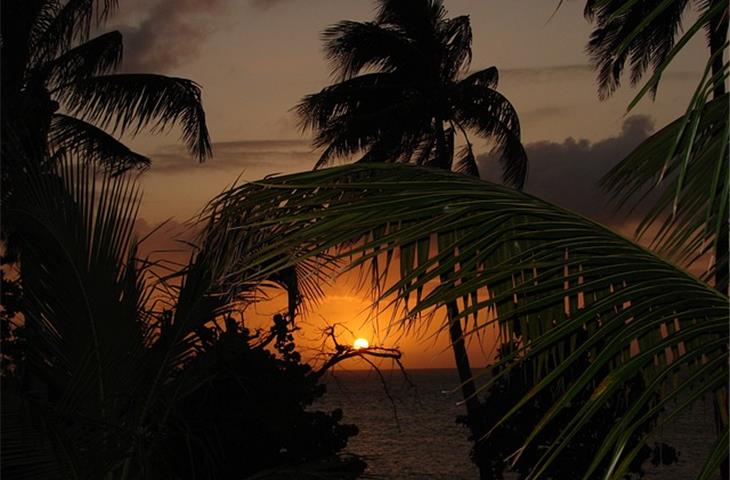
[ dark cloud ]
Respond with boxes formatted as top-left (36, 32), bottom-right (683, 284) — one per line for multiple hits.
top-left (147, 139), bottom-right (317, 174)
top-left (478, 115), bottom-right (655, 231)
top-left (248, 0), bottom-right (292, 9)
top-left (117, 0), bottom-right (231, 73)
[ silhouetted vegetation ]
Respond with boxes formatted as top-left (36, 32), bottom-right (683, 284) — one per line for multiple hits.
top-left (1, 0), bottom-right (210, 173)
top-left (461, 343), bottom-right (677, 479)
top-left (150, 316), bottom-right (363, 479)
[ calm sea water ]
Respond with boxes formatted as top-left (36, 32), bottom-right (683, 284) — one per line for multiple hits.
top-left (314, 369), bottom-right (720, 480)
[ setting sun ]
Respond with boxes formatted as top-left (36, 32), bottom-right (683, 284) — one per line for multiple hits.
top-left (353, 338), bottom-right (370, 350)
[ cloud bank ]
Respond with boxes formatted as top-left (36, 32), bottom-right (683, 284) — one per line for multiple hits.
top-left (478, 115), bottom-right (655, 230)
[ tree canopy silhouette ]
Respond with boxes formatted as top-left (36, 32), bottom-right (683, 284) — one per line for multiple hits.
top-left (297, 0), bottom-right (527, 187)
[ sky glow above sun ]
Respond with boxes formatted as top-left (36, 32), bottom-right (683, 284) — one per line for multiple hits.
top-left (353, 338), bottom-right (369, 350)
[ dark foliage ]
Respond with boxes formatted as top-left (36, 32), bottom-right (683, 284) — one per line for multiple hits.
top-left (160, 315), bottom-right (362, 479)
top-left (1, 262), bottom-right (25, 380)
top-left (584, 0), bottom-right (727, 101)
top-left (584, 0), bottom-right (691, 99)
top-left (461, 342), bottom-right (677, 479)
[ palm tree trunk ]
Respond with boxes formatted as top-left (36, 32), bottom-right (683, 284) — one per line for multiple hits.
top-left (443, 297), bottom-right (493, 479)
top-left (709, 0), bottom-right (728, 296)
top-left (707, 6), bottom-right (728, 479)
top-left (434, 122), bottom-right (492, 479)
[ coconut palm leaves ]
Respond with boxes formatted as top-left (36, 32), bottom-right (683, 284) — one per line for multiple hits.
top-left (49, 113), bottom-right (152, 174)
top-left (297, 0), bottom-right (527, 187)
top-left (55, 73), bottom-right (211, 161)
top-left (1, 0), bottom-right (211, 178)
top-left (584, 0), bottom-right (727, 100)
top-left (202, 163), bottom-right (729, 479)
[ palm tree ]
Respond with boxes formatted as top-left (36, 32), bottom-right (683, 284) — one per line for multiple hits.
top-left (297, 0), bottom-right (527, 185)
top-left (1, 0), bottom-right (211, 181)
top-left (201, 162), bottom-right (729, 479)
top-left (297, 2), bottom-right (527, 461)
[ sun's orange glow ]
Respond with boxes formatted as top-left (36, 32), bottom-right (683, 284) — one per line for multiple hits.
top-left (353, 338), bottom-right (370, 350)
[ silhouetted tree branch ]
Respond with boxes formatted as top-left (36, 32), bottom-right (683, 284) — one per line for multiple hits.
top-left (312, 325), bottom-right (406, 380)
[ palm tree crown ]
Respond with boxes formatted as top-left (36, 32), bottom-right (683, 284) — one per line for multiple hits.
top-left (1, 0), bottom-right (211, 176)
top-left (297, 0), bottom-right (528, 188)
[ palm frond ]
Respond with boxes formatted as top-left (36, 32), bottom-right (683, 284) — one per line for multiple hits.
top-left (584, 0), bottom-right (691, 99)
top-left (7, 146), bottom-right (323, 476)
top-left (624, 0), bottom-right (727, 110)
top-left (49, 113), bottom-right (150, 174)
top-left (55, 74), bottom-right (212, 161)
top-left (34, 30), bottom-right (123, 89)
top-left (296, 72), bottom-right (410, 133)
top-left (440, 15), bottom-right (472, 78)
top-left (453, 145), bottom-right (479, 176)
top-left (298, 0), bottom-right (525, 182)
top-left (376, 0), bottom-right (447, 42)
top-left (8, 150), bottom-right (147, 474)
top-left (31, 0), bottom-right (120, 66)
top-left (1, 393), bottom-right (83, 480)
top-left (459, 66), bottom-right (499, 90)
top-left (322, 21), bottom-right (423, 80)
top-left (455, 84), bottom-right (527, 188)
top-left (201, 163), bottom-right (728, 479)
top-left (27, 1), bottom-right (63, 55)
top-left (296, 73), bottom-right (431, 167)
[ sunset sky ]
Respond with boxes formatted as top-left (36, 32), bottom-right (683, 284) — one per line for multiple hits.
top-left (112, 0), bottom-right (709, 368)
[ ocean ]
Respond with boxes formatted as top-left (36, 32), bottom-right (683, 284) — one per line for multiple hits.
top-left (314, 369), bottom-right (721, 480)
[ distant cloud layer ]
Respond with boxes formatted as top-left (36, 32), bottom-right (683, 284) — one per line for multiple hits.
top-left (478, 115), bottom-right (655, 231)
top-left (148, 139), bottom-right (316, 174)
